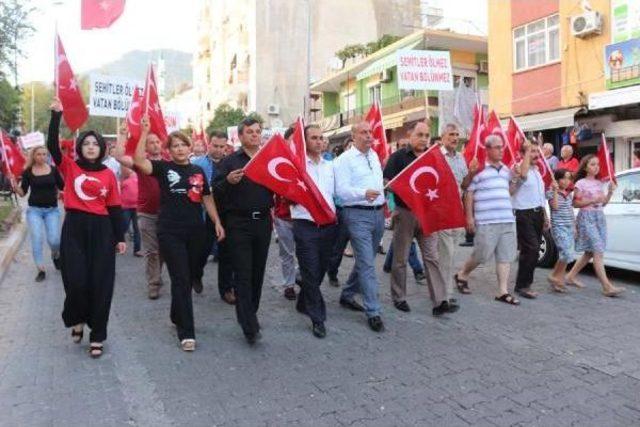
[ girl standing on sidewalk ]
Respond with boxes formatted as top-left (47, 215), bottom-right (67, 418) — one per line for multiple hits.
top-left (564, 155), bottom-right (625, 297)
top-left (47, 98), bottom-right (126, 358)
top-left (10, 146), bottom-right (64, 282)
top-left (134, 116), bottom-right (224, 352)
top-left (545, 169), bottom-right (574, 293)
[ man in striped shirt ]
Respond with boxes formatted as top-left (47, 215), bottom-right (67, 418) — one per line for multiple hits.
top-left (454, 134), bottom-right (520, 306)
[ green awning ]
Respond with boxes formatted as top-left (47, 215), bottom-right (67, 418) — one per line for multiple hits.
top-left (356, 40), bottom-right (422, 80)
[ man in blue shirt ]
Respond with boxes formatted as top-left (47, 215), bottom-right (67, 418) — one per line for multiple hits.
top-left (192, 131), bottom-right (236, 304)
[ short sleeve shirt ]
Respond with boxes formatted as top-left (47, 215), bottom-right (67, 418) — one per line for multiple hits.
top-left (574, 178), bottom-right (605, 211)
top-left (58, 156), bottom-right (121, 215)
top-left (151, 160), bottom-right (210, 231)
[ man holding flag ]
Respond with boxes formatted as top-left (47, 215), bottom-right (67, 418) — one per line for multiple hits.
top-left (384, 121), bottom-right (462, 316)
top-left (290, 125), bottom-right (337, 338)
top-left (213, 117), bottom-right (273, 345)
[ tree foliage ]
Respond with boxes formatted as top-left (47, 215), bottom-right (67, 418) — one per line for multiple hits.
top-left (335, 34), bottom-right (402, 67)
top-left (0, 0), bottom-right (34, 78)
top-left (0, 77), bottom-right (20, 130)
top-left (206, 103), bottom-right (264, 134)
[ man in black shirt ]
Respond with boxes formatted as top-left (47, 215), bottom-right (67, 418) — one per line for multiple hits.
top-left (213, 117), bottom-right (273, 344)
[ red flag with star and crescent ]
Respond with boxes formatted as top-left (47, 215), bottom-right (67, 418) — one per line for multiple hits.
top-left (463, 100), bottom-right (486, 171)
top-left (485, 110), bottom-right (517, 168)
top-left (243, 134), bottom-right (336, 225)
top-left (81, 0), bottom-right (126, 30)
top-left (388, 144), bottom-right (465, 235)
top-left (365, 102), bottom-right (389, 165)
top-left (0, 130), bottom-right (26, 177)
top-left (290, 116), bottom-right (307, 172)
top-left (55, 34), bottom-right (88, 132)
top-left (125, 86), bottom-right (143, 155)
top-left (536, 146), bottom-right (554, 189)
top-left (142, 65), bottom-right (168, 143)
top-left (506, 116), bottom-right (525, 166)
top-left (596, 133), bottom-right (617, 184)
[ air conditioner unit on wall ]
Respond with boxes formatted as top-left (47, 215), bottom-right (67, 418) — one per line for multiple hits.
top-left (478, 60), bottom-right (489, 74)
top-left (267, 104), bottom-right (280, 116)
top-left (379, 69), bottom-right (392, 83)
top-left (571, 11), bottom-right (603, 38)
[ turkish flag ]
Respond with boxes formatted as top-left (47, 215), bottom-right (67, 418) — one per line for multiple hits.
top-left (388, 144), bottom-right (465, 235)
top-left (506, 116), bottom-right (525, 166)
top-left (596, 133), bottom-right (617, 184)
top-left (125, 86), bottom-right (143, 155)
top-left (483, 111), bottom-right (515, 168)
top-left (55, 34), bottom-right (88, 132)
top-left (536, 146), bottom-right (554, 189)
top-left (365, 102), bottom-right (389, 165)
top-left (81, 0), bottom-right (126, 30)
top-left (142, 65), bottom-right (168, 143)
top-left (0, 130), bottom-right (26, 177)
top-left (243, 134), bottom-right (336, 225)
top-left (290, 116), bottom-right (307, 172)
top-left (463, 101), bottom-right (486, 170)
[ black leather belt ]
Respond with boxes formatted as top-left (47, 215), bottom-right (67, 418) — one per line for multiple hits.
top-left (515, 207), bottom-right (543, 213)
top-left (345, 205), bottom-right (384, 211)
top-left (228, 209), bottom-right (270, 220)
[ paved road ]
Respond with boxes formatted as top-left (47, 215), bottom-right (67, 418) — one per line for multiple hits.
top-left (1, 232), bottom-right (640, 427)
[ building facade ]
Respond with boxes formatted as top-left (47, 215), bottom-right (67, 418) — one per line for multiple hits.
top-left (310, 29), bottom-right (488, 147)
top-left (488, 0), bottom-right (640, 171)
top-left (193, 0), bottom-right (425, 130)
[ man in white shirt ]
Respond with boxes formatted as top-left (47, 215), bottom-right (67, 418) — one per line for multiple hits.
top-left (333, 121), bottom-right (385, 332)
top-left (290, 125), bottom-right (337, 338)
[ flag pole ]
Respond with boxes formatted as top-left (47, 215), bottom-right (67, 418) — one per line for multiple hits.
top-left (54, 23), bottom-right (59, 98)
top-left (144, 64), bottom-right (151, 112)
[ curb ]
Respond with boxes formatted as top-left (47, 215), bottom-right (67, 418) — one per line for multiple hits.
top-left (0, 220), bottom-right (27, 284)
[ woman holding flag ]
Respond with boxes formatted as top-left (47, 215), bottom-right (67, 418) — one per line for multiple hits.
top-left (47, 98), bottom-right (126, 359)
top-left (564, 155), bottom-right (624, 297)
top-left (134, 116), bottom-right (225, 352)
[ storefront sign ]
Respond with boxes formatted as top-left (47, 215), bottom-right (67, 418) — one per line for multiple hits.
top-left (604, 38), bottom-right (640, 90)
top-left (396, 49), bottom-right (453, 91)
top-left (89, 74), bottom-right (143, 118)
top-left (612, 0), bottom-right (640, 43)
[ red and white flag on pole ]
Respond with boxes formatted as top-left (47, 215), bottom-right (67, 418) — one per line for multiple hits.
top-left (506, 116), bottom-right (525, 165)
top-left (243, 134), bottom-right (336, 225)
top-left (0, 130), bottom-right (26, 177)
top-left (125, 86), bottom-right (143, 155)
top-left (483, 111), bottom-right (514, 168)
top-left (387, 144), bottom-right (465, 235)
top-left (142, 64), bottom-right (168, 143)
top-left (290, 116), bottom-right (307, 172)
top-left (81, 0), bottom-right (126, 30)
top-left (596, 133), bottom-right (617, 184)
top-left (55, 33), bottom-right (88, 132)
top-left (536, 146), bottom-right (554, 189)
top-left (365, 102), bottom-right (389, 165)
top-left (463, 100), bottom-right (486, 170)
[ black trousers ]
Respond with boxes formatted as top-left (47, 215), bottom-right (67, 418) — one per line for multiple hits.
top-left (217, 239), bottom-right (235, 298)
top-left (293, 220), bottom-right (338, 323)
top-left (225, 214), bottom-right (272, 336)
top-left (326, 208), bottom-right (349, 281)
top-left (61, 211), bottom-right (116, 343)
top-left (515, 209), bottom-right (544, 290)
top-left (197, 216), bottom-right (216, 282)
top-left (158, 226), bottom-right (206, 340)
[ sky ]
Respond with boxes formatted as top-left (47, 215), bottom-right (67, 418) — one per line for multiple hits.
top-left (18, 0), bottom-right (199, 84)
top-left (18, 0), bottom-right (487, 85)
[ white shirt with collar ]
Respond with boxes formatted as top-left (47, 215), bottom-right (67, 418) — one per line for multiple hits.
top-left (333, 146), bottom-right (385, 207)
top-left (290, 156), bottom-right (336, 221)
top-left (511, 166), bottom-right (546, 210)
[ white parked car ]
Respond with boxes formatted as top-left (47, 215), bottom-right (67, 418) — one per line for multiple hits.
top-left (538, 168), bottom-right (640, 272)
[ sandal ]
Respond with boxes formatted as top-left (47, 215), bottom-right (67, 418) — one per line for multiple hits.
top-left (603, 287), bottom-right (625, 297)
top-left (516, 289), bottom-right (538, 299)
top-left (495, 293), bottom-right (520, 305)
top-left (89, 343), bottom-right (103, 358)
top-left (181, 339), bottom-right (196, 352)
top-left (565, 277), bottom-right (585, 288)
top-left (454, 274), bottom-right (472, 294)
top-left (547, 277), bottom-right (567, 293)
top-left (71, 327), bottom-right (84, 344)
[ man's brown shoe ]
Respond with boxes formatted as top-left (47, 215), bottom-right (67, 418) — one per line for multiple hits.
top-left (222, 290), bottom-right (236, 305)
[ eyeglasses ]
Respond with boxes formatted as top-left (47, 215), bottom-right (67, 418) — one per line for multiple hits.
top-left (489, 145), bottom-right (504, 150)
top-left (448, 132), bottom-right (460, 137)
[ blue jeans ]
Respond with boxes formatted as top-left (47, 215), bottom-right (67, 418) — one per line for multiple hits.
top-left (340, 207), bottom-right (384, 318)
top-left (26, 206), bottom-right (61, 269)
top-left (383, 241), bottom-right (424, 274)
top-left (122, 208), bottom-right (141, 253)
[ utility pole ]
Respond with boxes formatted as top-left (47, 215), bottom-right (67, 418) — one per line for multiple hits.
top-left (305, 0), bottom-right (312, 121)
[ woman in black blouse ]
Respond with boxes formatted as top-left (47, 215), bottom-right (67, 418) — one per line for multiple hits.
top-left (10, 146), bottom-right (64, 282)
top-left (134, 116), bottom-right (225, 352)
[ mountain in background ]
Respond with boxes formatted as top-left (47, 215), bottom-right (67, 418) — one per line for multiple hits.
top-left (83, 49), bottom-right (193, 97)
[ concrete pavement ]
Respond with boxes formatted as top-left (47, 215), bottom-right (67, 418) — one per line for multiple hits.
top-left (1, 233), bottom-right (640, 426)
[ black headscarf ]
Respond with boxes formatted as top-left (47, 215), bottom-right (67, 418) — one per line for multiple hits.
top-left (75, 130), bottom-right (107, 171)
